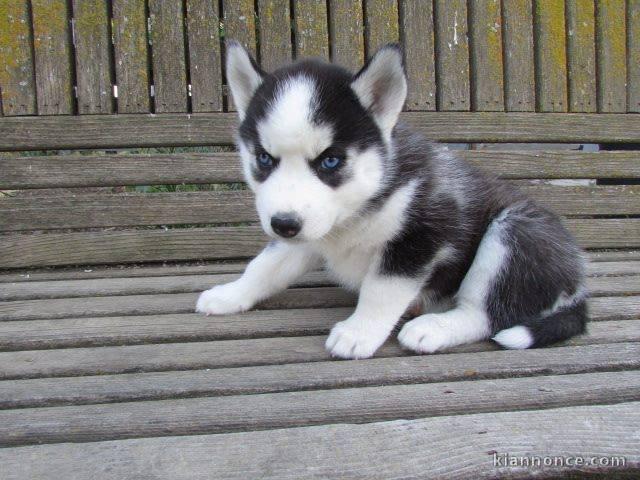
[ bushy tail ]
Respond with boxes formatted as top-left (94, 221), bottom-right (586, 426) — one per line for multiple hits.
top-left (492, 300), bottom-right (588, 349)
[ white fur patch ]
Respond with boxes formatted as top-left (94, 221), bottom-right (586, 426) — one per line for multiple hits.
top-left (226, 42), bottom-right (263, 119)
top-left (493, 326), bottom-right (534, 349)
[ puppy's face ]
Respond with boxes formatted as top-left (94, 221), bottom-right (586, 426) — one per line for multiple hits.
top-left (226, 42), bottom-right (407, 242)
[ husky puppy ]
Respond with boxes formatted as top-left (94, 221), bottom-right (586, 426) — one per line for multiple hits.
top-left (196, 41), bottom-right (588, 359)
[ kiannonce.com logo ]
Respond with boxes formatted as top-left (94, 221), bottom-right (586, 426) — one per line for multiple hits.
top-left (493, 453), bottom-right (627, 469)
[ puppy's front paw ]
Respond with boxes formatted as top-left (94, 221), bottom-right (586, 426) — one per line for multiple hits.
top-left (195, 282), bottom-right (251, 315)
top-left (398, 314), bottom-right (452, 353)
top-left (325, 317), bottom-right (390, 359)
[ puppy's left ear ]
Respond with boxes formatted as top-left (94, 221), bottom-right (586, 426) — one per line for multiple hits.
top-left (226, 40), bottom-right (265, 120)
top-left (351, 44), bottom-right (407, 141)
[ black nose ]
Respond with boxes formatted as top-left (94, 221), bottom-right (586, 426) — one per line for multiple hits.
top-left (271, 213), bottom-right (302, 238)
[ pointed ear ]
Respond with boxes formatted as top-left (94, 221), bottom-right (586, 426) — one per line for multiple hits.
top-left (351, 44), bottom-right (407, 140)
top-left (226, 40), bottom-right (264, 119)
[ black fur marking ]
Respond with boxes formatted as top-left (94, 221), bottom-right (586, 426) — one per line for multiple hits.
top-left (310, 146), bottom-right (349, 188)
top-left (251, 147), bottom-right (279, 183)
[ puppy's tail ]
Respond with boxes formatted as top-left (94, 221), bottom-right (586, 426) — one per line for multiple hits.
top-left (492, 300), bottom-right (588, 349)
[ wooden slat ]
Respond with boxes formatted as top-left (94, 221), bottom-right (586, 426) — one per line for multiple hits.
top-left (0, 0), bottom-right (37, 115)
top-left (328, 0), bottom-right (364, 71)
top-left (72, 0), bottom-right (114, 114)
top-left (0, 294), bottom-right (635, 352)
top-left (2, 112), bottom-right (640, 150)
top-left (2, 402), bottom-right (638, 478)
top-left (0, 218), bottom-right (638, 269)
top-left (148, 0), bottom-right (188, 113)
top-left (363, 0), bottom-right (399, 54)
top-left (399, 0), bottom-right (436, 110)
top-left (566, 0), bottom-right (597, 112)
top-left (2, 343), bottom-right (637, 409)
top-left (2, 319), bottom-right (637, 380)
top-left (629, 0), bottom-right (640, 112)
top-left (293, 0), bottom-right (329, 59)
top-left (257, 0), bottom-right (292, 71)
top-left (112, 0), bottom-right (151, 113)
top-left (534, 0), bottom-right (568, 112)
top-left (0, 268), bottom-right (640, 301)
top-left (501, 0), bottom-right (535, 111)
top-left (0, 226), bottom-right (266, 269)
top-left (2, 371), bottom-right (640, 446)
top-left (30, 0), bottom-right (74, 115)
top-left (3, 184), bottom-right (640, 232)
top-left (434, 0), bottom-right (470, 110)
top-left (186, 0), bottom-right (223, 112)
top-left (589, 250), bottom-right (640, 262)
top-left (3, 150), bottom-right (640, 190)
top-left (469, 0), bottom-right (504, 111)
top-left (222, 0), bottom-right (256, 111)
top-left (596, 0), bottom-right (627, 112)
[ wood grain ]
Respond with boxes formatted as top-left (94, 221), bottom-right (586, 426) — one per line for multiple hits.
top-left (399, 0), bottom-right (436, 110)
top-left (328, 0), bottom-right (364, 71)
top-left (534, 0), bottom-right (568, 111)
top-left (501, 0), bottom-right (535, 111)
top-left (0, 0), bottom-right (37, 115)
top-left (1, 402), bottom-right (637, 478)
top-left (257, 0), bottom-right (292, 71)
top-left (112, 0), bottom-right (151, 113)
top-left (72, 0), bottom-right (114, 114)
top-left (469, 0), bottom-right (504, 111)
top-left (293, 0), bottom-right (329, 59)
top-left (148, 0), bottom-right (188, 112)
top-left (629, 0), bottom-right (640, 111)
top-left (566, 0), bottom-right (597, 112)
top-left (363, 0), bottom-right (399, 54)
top-left (186, 0), bottom-right (223, 112)
top-left (1, 342), bottom-right (637, 408)
top-left (596, 0), bottom-right (627, 112)
top-left (30, 0), bottom-right (74, 114)
top-left (434, 0), bottom-right (470, 110)
top-left (0, 319), bottom-right (636, 380)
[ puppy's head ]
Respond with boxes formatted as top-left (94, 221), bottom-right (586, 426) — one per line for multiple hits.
top-left (226, 40), bottom-right (407, 241)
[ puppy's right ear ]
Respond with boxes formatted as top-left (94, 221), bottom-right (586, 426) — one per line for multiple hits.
top-left (226, 40), bottom-right (264, 119)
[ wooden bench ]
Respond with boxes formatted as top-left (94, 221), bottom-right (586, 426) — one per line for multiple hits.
top-left (1, 1), bottom-right (639, 478)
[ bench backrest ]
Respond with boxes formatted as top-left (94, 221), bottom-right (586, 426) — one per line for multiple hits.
top-left (1, 0), bottom-right (638, 269)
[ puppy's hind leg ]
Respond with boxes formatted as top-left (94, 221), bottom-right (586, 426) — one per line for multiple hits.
top-left (399, 216), bottom-right (509, 353)
top-left (196, 241), bottom-right (320, 315)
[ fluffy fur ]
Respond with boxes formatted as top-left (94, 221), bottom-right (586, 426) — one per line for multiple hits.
top-left (196, 41), bottom-right (588, 359)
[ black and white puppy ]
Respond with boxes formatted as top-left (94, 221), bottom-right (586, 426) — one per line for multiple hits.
top-left (196, 41), bottom-right (588, 359)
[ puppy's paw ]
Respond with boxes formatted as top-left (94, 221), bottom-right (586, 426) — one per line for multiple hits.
top-left (398, 314), bottom-right (453, 353)
top-left (195, 282), bottom-right (252, 315)
top-left (325, 317), bottom-right (389, 359)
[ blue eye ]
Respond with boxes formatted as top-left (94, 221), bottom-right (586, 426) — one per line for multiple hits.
top-left (257, 152), bottom-right (274, 168)
top-left (320, 156), bottom-right (342, 170)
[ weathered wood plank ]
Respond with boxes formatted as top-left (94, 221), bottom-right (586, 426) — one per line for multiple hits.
top-left (30, 0), bottom-right (74, 114)
top-left (596, 0), bottom-right (627, 112)
top-left (469, 0), bottom-right (504, 111)
top-left (222, 0), bottom-right (255, 111)
top-left (72, 0), bottom-right (114, 114)
top-left (534, 0), bottom-right (568, 111)
top-left (0, 190), bottom-right (258, 231)
top-left (328, 0), bottom-right (364, 71)
top-left (1, 218), bottom-right (638, 268)
top-left (434, 0), bottom-right (470, 110)
top-left (3, 150), bottom-right (640, 190)
top-left (2, 343), bottom-right (638, 409)
top-left (2, 402), bottom-right (638, 479)
top-left (186, 0), bottom-right (223, 112)
top-left (1, 319), bottom-right (636, 380)
top-left (3, 184), bottom-right (639, 232)
top-left (257, 0), bottom-right (292, 71)
top-left (2, 371), bottom-right (639, 446)
top-left (0, 0), bottom-right (37, 115)
top-left (589, 250), bottom-right (640, 262)
top-left (629, 0), bottom-right (640, 112)
top-left (399, 0), bottom-right (436, 110)
top-left (2, 112), bottom-right (640, 151)
top-left (148, 0), bottom-right (188, 113)
top-left (589, 260), bottom-right (640, 276)
top-left (501, 0), bottom-right (535, 111)
top-left (363, 0), bottom-right (399, 54)
top-left (566, 0), bottom-right (597, 112)
top-left (112, 0), bottom-right (151, 113)
top-left (293, 0), bottom-right (329, 59)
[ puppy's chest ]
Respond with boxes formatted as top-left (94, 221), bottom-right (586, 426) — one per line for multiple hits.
top-left (322, 246), bottom-right (374, 290)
